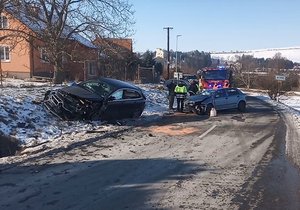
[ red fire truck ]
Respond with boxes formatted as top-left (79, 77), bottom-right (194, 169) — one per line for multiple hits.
top-left (198, 66), bottom-right (232, 90)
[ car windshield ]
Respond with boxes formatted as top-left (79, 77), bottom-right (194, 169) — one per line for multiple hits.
top-left (203, 70), bottom-right (229, 80)
top-left (79, 81), bottom-right (115, 97)
top-left (199, 89), bottom-right (215, 96)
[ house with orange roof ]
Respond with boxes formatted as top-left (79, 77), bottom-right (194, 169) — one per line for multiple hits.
top-left (0, 4), bottom-right (135, 82)
top-left (0, 7), bottom-right (100, 81)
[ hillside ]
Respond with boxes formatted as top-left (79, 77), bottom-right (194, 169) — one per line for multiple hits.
top-left (211, 47), bottom-right (300, 63)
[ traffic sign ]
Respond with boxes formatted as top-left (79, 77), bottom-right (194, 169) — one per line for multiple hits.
top-left (275, 75), bottom-right (286, 81)
top-left (174, 72), bottom-right (183, 79)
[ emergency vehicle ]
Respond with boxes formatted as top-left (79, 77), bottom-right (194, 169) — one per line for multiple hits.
top-left (198, 66), bottom-right (232, 90)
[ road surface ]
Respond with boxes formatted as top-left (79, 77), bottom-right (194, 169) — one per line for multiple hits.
top-left (0, 96), bottom-right (300, 209)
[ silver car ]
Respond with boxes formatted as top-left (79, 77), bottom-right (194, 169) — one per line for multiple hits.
top-left (184, 88), bottom-right (247, 115)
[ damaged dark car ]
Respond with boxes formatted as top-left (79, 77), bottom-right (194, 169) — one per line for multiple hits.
top-left (43, 78), bottom-right (146, 121)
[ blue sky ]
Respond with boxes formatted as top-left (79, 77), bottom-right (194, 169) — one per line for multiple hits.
top-left (129, 0), bottom-right (300, 53)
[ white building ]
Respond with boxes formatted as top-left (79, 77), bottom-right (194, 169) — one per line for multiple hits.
top-left (155, 48), bottom-right (166, 60)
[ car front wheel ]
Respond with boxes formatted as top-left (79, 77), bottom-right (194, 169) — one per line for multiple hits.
top-left (193, 105), bottom-right (203, 115)
top-left (205, 104), bottom-right (213, 115)
top-left (131, 109), bottom-right (143, 118)
top-left (238, 101), bottom-right (246, 112)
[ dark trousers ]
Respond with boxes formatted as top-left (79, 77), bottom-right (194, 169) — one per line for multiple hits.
top-left (176, 97), bottom-right (185, 112)
top-left (168, 94), bottom-right (175, 109)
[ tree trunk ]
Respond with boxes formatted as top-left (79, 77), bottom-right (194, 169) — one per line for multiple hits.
top-left (53, 64), bottom-right (65, 84)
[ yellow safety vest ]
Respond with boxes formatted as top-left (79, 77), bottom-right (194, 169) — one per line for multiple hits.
top-left (175, 85), bottom-right (187, 94)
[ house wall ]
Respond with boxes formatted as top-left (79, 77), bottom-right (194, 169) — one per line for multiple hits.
top-left (94, 38), bottom-right (133, 52)
top-left (1, 41), bottom-right (31, 79)
top-left (107, 38), bottom-right (132, 52)
top-left (64, 41), bottom-right (98, 81)
top-left (93, 38), bottom-right (134, 80)
top-left (0, 12), bottom-right (31, 79)
top-left (1, 11), bottom-right (99, 81)
top-left (31, 39), bottom-right (54, 78)
top-left (63, 62), bottom-right (84, 81)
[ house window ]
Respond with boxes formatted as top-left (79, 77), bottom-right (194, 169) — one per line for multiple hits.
top-left (0, 16), bottom-right (8, 29)
top-left (40, 48), bottom-right (49, 63)
top-left (0, 46), bottom-right (10, 61)
top-left (87, 61), bottom-right (97, 76)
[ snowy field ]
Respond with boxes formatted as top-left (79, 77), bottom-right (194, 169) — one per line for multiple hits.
top-left (211, 46), bottom-right (300, 63)
top-left (0, 78), bottom-right (299, 148)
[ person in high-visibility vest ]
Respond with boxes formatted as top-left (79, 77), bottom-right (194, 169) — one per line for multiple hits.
top-left (174, 82), bottom-right (187, 112)
top-left (198, 78), bottom-right (203, 92)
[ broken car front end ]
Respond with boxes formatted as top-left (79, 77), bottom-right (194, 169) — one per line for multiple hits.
top-left (43, 89), bottom-right (104, 120)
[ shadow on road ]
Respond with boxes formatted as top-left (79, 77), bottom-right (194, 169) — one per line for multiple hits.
top-left (0, 158), bottom-right (214, 210)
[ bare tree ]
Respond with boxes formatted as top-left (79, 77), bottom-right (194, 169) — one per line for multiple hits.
top-left (267, 53), bottom-right (286, 71)
top-left (266, 53), bottom-right (298, 97)
top-left (233, 55), bottom-right (257, 89)
top-left (255, 53), bottom-right (299, 98)
top-left (94, 38), bottom-right (136, 80)
top-left (5, 0), bottom-right (134, 83)
top-left (0, 0), bottom-right (13, 13)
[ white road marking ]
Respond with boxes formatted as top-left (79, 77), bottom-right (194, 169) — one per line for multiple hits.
top-left (199, 124), bottom-right (217, 139)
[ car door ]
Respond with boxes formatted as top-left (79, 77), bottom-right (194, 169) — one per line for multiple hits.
top-left (120, 88), bottom-right (145, 118)
top-left (225, 88), bottom-right (242, 109)
top-left (213, 89), bottom-right (228, 110)
top-left (104, 88), bottom-right (144, 120)
top-left (101, 89), bottom-right (124, 120)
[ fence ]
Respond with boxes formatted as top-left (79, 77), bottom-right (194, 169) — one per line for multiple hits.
top-left (136, 65), bottom-right (160, 84)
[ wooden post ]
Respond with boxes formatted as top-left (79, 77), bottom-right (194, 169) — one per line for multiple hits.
top-left (125, 66), bottom-right (127, 81)
top-left (137, 64), bottom-right (140, 81)
top-left (152, 65), bottom-right (155, 83)
top-left (83, 61), bottom-right (87, 81)
top-left (0, 59), bottom-right (2, 87)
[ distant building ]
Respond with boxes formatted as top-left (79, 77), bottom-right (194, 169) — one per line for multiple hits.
top-left (155, 48), bottom-right (166, 60)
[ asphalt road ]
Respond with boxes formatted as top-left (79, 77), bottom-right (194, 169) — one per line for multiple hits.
top-left (0, 96), bottom-right (300, 209)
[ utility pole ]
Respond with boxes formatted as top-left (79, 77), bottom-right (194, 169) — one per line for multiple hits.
top-left (163, 27), bottom-right (173, 79)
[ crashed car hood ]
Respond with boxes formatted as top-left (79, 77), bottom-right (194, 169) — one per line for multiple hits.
top-left (60, 86), bottom-right (104, 101)
top-left (187, 94), bottom-right (211, 103)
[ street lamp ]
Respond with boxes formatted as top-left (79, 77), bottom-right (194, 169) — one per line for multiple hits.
top-left (175, 34), bottom-right (182, 76)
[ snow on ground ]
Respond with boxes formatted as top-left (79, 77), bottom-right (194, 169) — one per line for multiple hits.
top-left (245, 90), bottom-right (300, 129)
top-left (0, 78), bottom-right (299, 148)
top-left (0, 79), bottom-right (170, 147)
